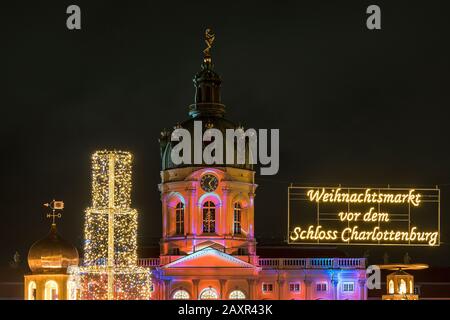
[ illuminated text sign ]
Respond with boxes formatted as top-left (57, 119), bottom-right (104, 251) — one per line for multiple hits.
top-left (288, 186), bottom-right (440, 246)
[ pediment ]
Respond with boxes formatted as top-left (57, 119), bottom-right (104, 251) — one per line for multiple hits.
top-left (195, 240), bottom-right (225, 251)
top-left (162, 248), bottom-right (255, 269)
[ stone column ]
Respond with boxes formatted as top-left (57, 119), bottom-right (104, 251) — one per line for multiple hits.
top-left (304, 279), bottom-right (312, 300)
top-left (220, 279), bottom-right (227, 299)
top-left (186, 187), bottom-right (196, 235)
top-left (162, 194), bottom-right (168, 238)
top-left (222, 188), bottom-right (231, 235)
top-left (359, 279), bottom-right (367, 300)
top-left (155, 279), bottom-right (161, 300)
top-left (153, 279), bottom-right (159, 300)
top-left (60, 278), bottom-right (67, 300)
top-left (192, 279), bottom-right (200, 300)
top-left (248, 192), bottom-right (255, 238)
top-left (247, 279), bottom-right (255, 299)
top-left (188, 188), bottom-right (197, 236)
top-left (164, 279), bottom-right (171, 300)
top-left (37, 279), bottom-right (45, 300)
top-left (331, 279), bottom-right (338, 300)
top-left (278, 279), bottom-right (285, 300)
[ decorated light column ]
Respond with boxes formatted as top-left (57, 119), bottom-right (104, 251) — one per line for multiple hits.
top-left (70, 150), bottom-right (152, 300)
top-left (107, 153), bottom-right (115, 300)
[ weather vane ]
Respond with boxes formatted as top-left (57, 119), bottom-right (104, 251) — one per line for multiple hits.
top-left (44, 199), bottom-right (64, 225)
top-left (203, 28), bottom-right (215, 62)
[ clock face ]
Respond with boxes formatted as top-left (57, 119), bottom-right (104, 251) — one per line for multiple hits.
top-left (200, 174), bottom-right (219, 192)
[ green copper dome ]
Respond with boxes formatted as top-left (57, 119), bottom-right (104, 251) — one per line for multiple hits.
top-left (159, 58), bottom-right (254, 171)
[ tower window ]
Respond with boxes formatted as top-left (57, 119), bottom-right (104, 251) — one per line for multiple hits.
top-left (233, 203), bottom-right (242, 235)
top-left (175, 202), bottom-right (184, 235)
top-left (202, 201), bottom-right (216, 233)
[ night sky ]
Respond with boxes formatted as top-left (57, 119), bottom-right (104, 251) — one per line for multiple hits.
top-left (2, 0), bottom-right (450, 267)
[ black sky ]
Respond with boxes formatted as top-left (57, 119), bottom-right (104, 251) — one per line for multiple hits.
top-left (1, 0), bottom-right (450, 266)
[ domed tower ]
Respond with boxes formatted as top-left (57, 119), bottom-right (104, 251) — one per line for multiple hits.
top-left (158, 29), bottom-right (257, 264)
top-left (24, 201), bottom-right (79, 300)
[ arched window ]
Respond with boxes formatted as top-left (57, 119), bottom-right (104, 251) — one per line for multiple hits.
top-left (202, 201), bottom-right (216, 233)
top-left (399, 279), bottom-right (407, 294)
top-left (229, 290), bottom-right (246, 300)
top-left (67, 280), bottom-right (77, 300)
top-left (388, 280), bottom-right (394, 294)
top-left (44, 280), bottom-right (59, 300)
top-left (28, 281), bottom-right (37, 300)
top-left (172, 289), bottom-right (190, 300)
top-left (233, 203), bottom-right (242, 235)
top-left (199, 287), bottom-right (218, 300)
top-left (175, 202), bottom-right (184, 235)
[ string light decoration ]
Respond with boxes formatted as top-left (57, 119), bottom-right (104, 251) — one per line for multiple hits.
top-left (69, 150), bottom-right (152, 300)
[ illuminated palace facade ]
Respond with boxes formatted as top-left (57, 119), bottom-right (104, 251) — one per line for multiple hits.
top-left (138, 43), bottom-right (367, 300)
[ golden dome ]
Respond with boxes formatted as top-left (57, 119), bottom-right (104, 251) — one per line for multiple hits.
top-left (28, 224), bottom-right (79, 274)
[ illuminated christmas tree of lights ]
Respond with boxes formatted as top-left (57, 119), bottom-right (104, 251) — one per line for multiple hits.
top-left (69, 150), bottom-right (152, 300)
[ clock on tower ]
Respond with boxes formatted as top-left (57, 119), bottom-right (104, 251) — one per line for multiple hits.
top-left (200, 174), bottom-right (219, 192)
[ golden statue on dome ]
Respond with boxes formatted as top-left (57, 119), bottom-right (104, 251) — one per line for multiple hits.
top-left (203, 28), bottom-right (215, 62)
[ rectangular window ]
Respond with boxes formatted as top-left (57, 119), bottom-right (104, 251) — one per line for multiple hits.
top-left (289, 282), bottom-right (301, 292)
top-left (176, 212), bottom-right (183, 234)
top-left (316, 282), bottom-right (327, 292)
top-left (175, 204), bottom-right (184, 235)
top-left (262, 283), bottom-right (273, 293)
top-left (202, 202), bottom-right (216, 233)
top-left (342, 282), bottom-right (354, 292)
top-left (233, 212), bottom-right (241, 234)
top-left (233, 204), bottom-right (242, 234)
